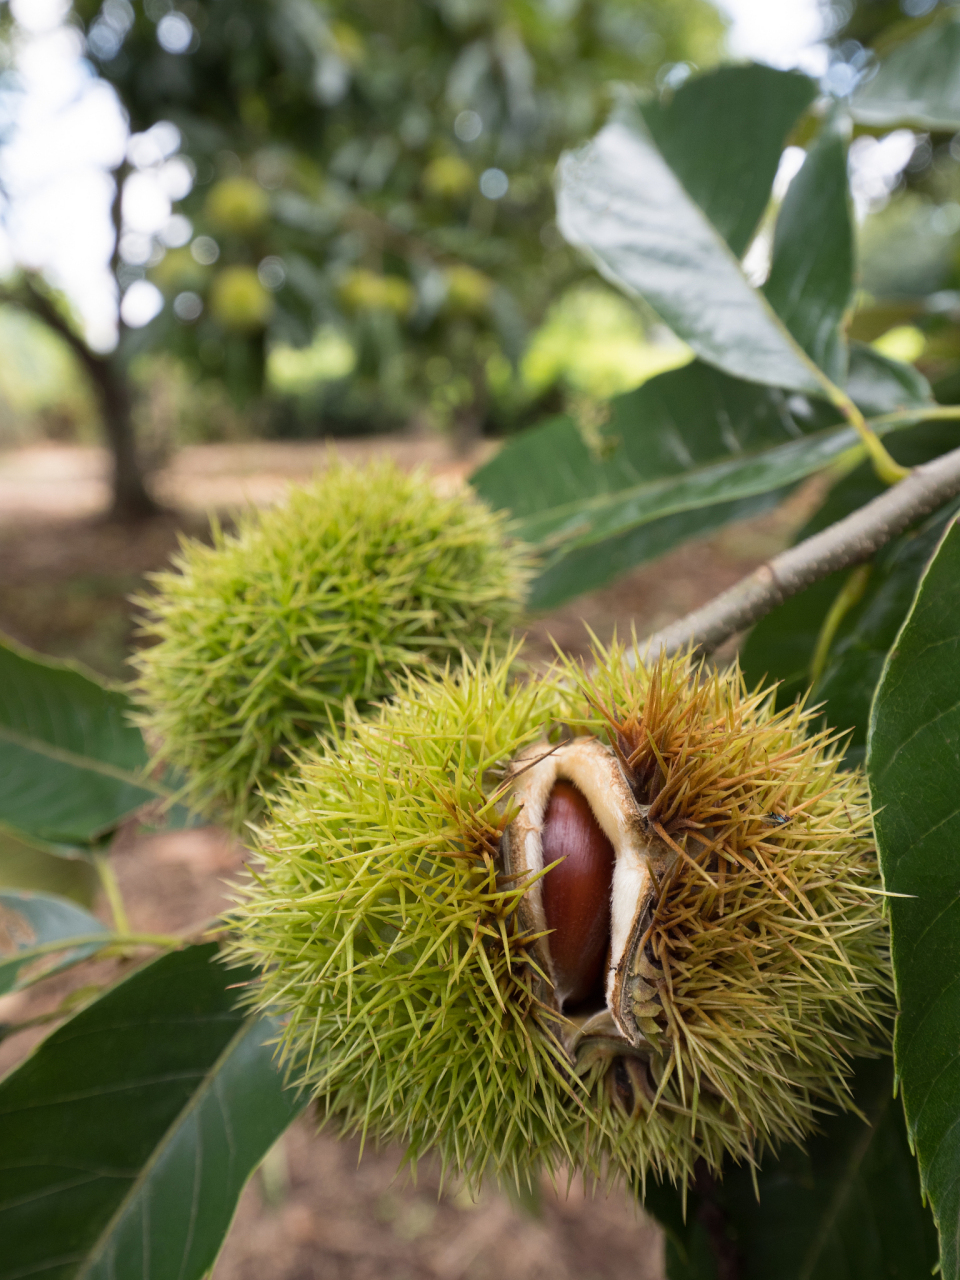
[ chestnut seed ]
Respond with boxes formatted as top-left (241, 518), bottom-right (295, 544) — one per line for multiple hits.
top-left (541, 780), bottom-right (616, 1009)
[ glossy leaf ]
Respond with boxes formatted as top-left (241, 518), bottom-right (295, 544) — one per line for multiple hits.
top-left (0, 636), bottom-right (160, 846)
top-left (639, 64), bottom-right (817, 257)
top-left (645, 1057), bottom-right (936, 1280)
top-left (473, 345), bottom-right (934, 609)
top-left (868, 519), bottom-right (960, 1280)
top-left (0, 943), bottom-right (305, 1280)
top-left (764, 125), bottom-right (852, 384)
top-left (555, 116), bottom-right (823, 396)
top-left (742, 498), bottom-right (960, 769)
top-left (0, 889), bottom-right (109, 997)
top-left (474, 360), bottom-right (840, 532)
top-left (514, 419), bottom-right (870, 550)
top-left (813, 497), bottom-right (960, 767)
top-left (739, 570), bottom-right (847, 710)
top-left (742, 417), bottom-right (955, 691)
top-left (852, 16), bottom-right (960, 131)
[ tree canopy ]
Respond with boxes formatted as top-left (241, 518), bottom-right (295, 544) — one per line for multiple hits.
top-left (72, 0), bottom-right (724, 436)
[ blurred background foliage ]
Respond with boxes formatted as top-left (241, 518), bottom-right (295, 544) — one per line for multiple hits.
top-left (37, 0), bottom-right (721, 459)
top-left (0, 0), bottom-right (960, 499)
top-left (836, 1), bottom-right (960, 402)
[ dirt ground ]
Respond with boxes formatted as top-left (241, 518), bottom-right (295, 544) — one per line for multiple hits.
top-left (0, 435), bottom-right (819, 1279)
top-left (0, 437), bottom-right (813, 679)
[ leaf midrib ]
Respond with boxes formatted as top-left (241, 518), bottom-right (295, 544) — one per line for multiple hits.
top-left (75, 1016), bottom-right (257, 1280)
top-left (515, 397), bottom-right (947, 546)
top-left (512, 422), bottom-right (865, 545)
top-left (0, 723), bottom-right (163, 795)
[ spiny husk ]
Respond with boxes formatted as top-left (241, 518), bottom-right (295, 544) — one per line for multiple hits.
top-left (562, 640), bottom-right (891, 1165)
top-left (226, 642), bottom-right (890, 1192)
top-left (131, 459), bottom-right (532, 825)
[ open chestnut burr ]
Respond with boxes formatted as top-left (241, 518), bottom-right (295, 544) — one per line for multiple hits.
top-left (501, 736), bottom-right (693, 1106)
top-left (230, 645), bottom-right (890, 1188)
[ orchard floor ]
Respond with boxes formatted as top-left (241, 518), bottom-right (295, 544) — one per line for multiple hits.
top-left (0, 435), bottom-right (822, 1280)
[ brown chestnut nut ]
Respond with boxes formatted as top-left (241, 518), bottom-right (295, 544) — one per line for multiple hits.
top-left (501, 735), bottom-right (668, 1042)
top-left (541, 780), bottom-right (615, 1008)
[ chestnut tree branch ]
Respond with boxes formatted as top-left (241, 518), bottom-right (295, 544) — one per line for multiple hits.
top-left (643, 444), bottom-right (960, 658)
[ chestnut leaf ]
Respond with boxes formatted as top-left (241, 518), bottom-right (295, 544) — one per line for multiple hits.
top-left (0, 943), bottom-right (305, 1280)
top-left (868, 517), bottom-right (960, 1280)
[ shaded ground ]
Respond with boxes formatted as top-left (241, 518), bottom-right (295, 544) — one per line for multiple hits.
top-left (0, 435), bottom-right (821, 1278)
top-left (216, 1125), bottom-right (664, 1280)
top-left (0, 436), bottom-right (488, 678)
top-left (0, 437), bottom-right (816, 679)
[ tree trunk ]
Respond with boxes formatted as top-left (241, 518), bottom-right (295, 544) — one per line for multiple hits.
top-left (452, 364), bottom-right (489, 456)
top-left (9, 278), bottom-right (159, 521)
top-left (88, 354), bottom-right (159, 521)
top-left (96, 159), bottom-right (158, 519)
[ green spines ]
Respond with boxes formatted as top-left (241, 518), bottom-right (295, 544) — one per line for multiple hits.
top-left (228, 648), bottom-right (575, 1184)
top-left (132, 460), bottom-right (532, 824)
top-left (228, 641), bottom-right (891, 1192)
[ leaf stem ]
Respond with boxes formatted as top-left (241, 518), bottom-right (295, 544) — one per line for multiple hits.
top-left (869, 404), bottom-right (960, 430)
top-left (829, 385), bottom-right (910, 485)
top-left (13, 932), bottom-right (184, 961)
top-left (809, 564), bottom-right (872, 686)
top-left (93, 852), bottom-right (131, 935)
top-left (106, 932), bottom-right (184, 949)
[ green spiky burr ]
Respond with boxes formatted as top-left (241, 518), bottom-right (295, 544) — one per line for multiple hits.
top-left (227, 641), bottom-right (890, 1192)
top-left (131, 459), bottom-right (532, 825)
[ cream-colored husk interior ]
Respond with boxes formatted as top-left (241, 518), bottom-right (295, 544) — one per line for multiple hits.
top-left (503, 737), bottom-right (659, 1019)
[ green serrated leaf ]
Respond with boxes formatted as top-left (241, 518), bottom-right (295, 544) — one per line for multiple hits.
top-left (742, 498), bottom-right (960, 770)
top-left (639, 63), bottom-right (817, 258)
top-left (0, 635), bottom-right (162, 846)
top-left (740, 570), bottom-right (848, 710)
top-left (0, 943), bottom-right (305, 1280)
top-left (473, 361), bottom-right (840, 536)
top-left (646, 1058), bottom-right (937, 1280)
top-left (526, 486), bottom-right (791, 611)
top-left (474, 345), bottom-right (938, 610)
top-left (813, 497), bottom-right (960, 767)
top-left (852, 16), bottom-right (960, 131)
top-left (867, 518), bottom-right (960, 1280)
top-left (0, 889), bottom-right (109, 996)
top-left (765, 124), bottom-right (852, 384)
top-left (517, 419), bottom-right (868, 550)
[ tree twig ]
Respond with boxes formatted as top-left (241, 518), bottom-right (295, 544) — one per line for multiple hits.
top-left (643, 444), bottom-right (960, 658)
